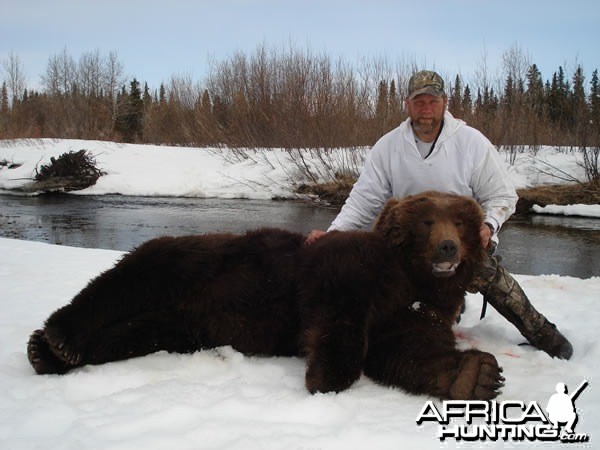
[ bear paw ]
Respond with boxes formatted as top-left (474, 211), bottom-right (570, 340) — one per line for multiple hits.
top-left (27, 329), bottom-right (72, 374)
top-left (305, 359), bottom-right (360, 394)
top-left (449, 350), bottom-right (504, 400)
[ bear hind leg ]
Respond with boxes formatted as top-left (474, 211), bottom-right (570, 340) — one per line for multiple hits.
top-left (82, 311), bottom-right (196, 366)
top-left (29, 311), bottom-right (196, 374)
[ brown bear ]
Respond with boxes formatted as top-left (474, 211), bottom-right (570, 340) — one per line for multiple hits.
top-left (27, 191), bottom-right (504, 400)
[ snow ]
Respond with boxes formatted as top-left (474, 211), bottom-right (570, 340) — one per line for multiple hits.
top-left (1, 139), bottom-right (599, 448)
top-left (533, 203), bottom-right (600, 218)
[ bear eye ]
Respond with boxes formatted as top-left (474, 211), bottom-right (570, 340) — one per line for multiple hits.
top-left (423, 220), bottom-right (434, 226)
top-left (454, 221), bottom-right (463, 227)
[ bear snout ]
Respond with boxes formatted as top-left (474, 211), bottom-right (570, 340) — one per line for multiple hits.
top-left (438, 239), bottom-right (458, 259)
top-left (431, 239), bottom-right (461, 277)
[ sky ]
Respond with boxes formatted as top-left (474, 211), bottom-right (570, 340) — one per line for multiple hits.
top-left (1, 0), bottom-right (598, 92)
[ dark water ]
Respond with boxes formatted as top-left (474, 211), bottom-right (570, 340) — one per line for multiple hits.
top-left (1, 194), bottom-right (599, 278)
top-left (0, 194), bottom-right (339, 250)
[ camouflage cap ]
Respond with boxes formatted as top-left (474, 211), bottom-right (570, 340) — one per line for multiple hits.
top-left (408, 70), bottom-right (445, 99)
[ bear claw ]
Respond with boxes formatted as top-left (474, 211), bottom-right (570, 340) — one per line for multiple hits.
top-left (44, 325), bottom-right (82, 365)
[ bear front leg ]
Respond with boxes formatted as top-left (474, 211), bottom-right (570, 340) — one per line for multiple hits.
top-left (302, 317), bottom-right (368, 394)
top-left (364, 325), bottom-right (504, 400)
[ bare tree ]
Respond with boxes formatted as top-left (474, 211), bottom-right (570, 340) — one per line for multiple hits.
top-left (1, 51), bottom-right (27, 103)
top-left (104, 51), bottom-right (125, 100)
top-left (473, 44), bottom-right (493, 96)
top-left (501, 43), bottom-right (530, 89)
top-left (78, 49), bottom-right (103, 97)
top-left (41, 47), bottom-right (77, 95)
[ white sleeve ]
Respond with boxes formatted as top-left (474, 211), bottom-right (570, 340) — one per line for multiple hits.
top-left (328, 144), bottom-right (392, 231)
top-left (470, 144), bottom-right (518, 233)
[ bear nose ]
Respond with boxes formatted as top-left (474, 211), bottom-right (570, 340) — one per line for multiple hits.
top-left (438, 240), bottom-right (458, 259)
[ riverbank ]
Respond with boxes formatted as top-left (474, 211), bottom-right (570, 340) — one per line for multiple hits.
top-left (1, 138), bottom-right (599, 217)
top-left (515, 180), bottom-right (600, 213)
top-left (299, 178), bottom-right (600, 214)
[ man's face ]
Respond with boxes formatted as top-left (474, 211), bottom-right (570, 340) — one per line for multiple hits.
top-left (406, 94), bottom-right (447, 136)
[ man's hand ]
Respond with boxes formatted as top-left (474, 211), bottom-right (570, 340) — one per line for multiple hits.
top-left (306, 229), bottom-right (327, 246)
top-left (480, 223), bottom-right (493, 249)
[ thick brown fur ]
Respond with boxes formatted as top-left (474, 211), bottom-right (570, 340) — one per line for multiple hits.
top-left (27, 191), bottom-right (504, 400)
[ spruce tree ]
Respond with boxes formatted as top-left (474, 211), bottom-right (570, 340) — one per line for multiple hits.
top-left (590, 69), bottom-right (600, 129)
top-left (0, 82), bottom-right (9, 132)
top-left (388, 79), bottom-right (401, 124)
top-left (374, 80), bottom-right (389, 134)
top-left (114, 78), bottom-right (144, 142)
top-left (547, 71), bottom-right (562, 124)
top-left (448, 75), bottom-right (463, 117)
top-left (462, 84), bottom-right (472, 117)
top-left (159, 83), bottom-right (167, 104)
top-left (525, 64), bottom-right (544, 117)
top-left (503, 74), bottom-right (515, 111)
top-left (1, 82), bottom-right (8, 113)
top-left (143, 82), bottom-right (152, 110)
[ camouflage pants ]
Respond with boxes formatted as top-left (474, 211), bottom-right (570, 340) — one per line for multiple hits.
top-left (466, 243), bottom-right (547, 341)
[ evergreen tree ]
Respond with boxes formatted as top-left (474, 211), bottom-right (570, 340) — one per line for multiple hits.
top-left (388, 79), bottom-right (401, 124)
top-left (547, 71), bottom-right (562, 123)
top-left (0, 82), bottom-right (9, 132)
top-left (114, 78), bottom-right (144, 142)
top-left (475, 88), bottom-right (483, 112)
top-left (525, 64), bottom-right (544, 117)
top-left (448, 75), bottom-right (463, 116)
top-left (374, 80), bottom-right (389, 133)
top-left (143, 82), bottom-right (153, 110)
top-left (590, 69), bottom-right (600, 128)
top-left (484, 87), bottom-right (499, 113)
top-left (1, 82), bottom-right (8, 113)
top-left (461, 84), bottom-right (472, 116)
top-left (159, 83), bottom-right (167, 104)
top-left (571, 66), bottom-right (587, 116)
top-left (503, 74), bottom-right (515, 111)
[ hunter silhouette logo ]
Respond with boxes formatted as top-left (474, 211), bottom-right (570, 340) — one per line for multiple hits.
top-left (416, 379), bottom-right (590, 443)
top-left (546, 380), bottom-right (588, 435)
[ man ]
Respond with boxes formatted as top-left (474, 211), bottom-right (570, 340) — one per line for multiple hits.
top-left (307, 70), bottom-right (572, 359)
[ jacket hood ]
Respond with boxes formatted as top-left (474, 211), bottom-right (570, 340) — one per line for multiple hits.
top-left (437, 111), bottom-right (464, 144)
top-left (399, 110), bottom-right (464, 147)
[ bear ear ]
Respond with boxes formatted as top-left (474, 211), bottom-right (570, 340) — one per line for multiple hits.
top-left (373, 198), bottom-right (408, 247)
top-left (460, 197), bottom-right (484, 227)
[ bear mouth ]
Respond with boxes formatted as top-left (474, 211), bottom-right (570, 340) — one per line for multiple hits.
top-left (432, 262), bottom-right (460, 277)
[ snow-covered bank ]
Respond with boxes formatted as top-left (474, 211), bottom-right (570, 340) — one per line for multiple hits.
top-left (533, 203), bottom-right (600, 218)
top-left (0, 139), bottom-right (299, 199)
top-left (0, 237), bottom-right (598, 449)
top-left (1, 139), bottom-right (599, 218)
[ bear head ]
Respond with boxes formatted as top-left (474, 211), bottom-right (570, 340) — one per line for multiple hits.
top-left (373, 191), bottom-right (486, 280)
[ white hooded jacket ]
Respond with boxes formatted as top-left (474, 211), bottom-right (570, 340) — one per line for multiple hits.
top-left (329, 111), bottom-right (517, 237)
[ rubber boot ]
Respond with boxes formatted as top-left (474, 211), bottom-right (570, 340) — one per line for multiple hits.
top-left (468, 252), bottom-right (573, 360)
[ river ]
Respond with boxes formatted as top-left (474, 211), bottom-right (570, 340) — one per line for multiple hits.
top-left (1, 194), bottom-right (599, 278)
